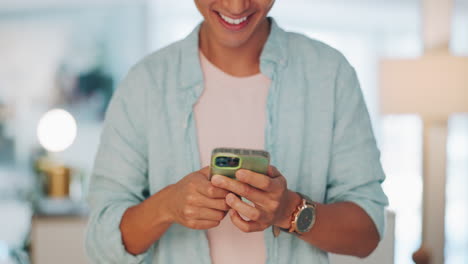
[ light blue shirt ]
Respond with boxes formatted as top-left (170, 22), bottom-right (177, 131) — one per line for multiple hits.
top-left (86, 18), bottom-right (389, 263)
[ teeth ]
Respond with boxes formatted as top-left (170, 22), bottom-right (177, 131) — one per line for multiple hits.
top-left (219, 13), bottom-right (248, 25)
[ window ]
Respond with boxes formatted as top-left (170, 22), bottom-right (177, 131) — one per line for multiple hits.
top-left (446, 1), bottom-right (468, 262)
top-left (446, 114), bottom-right (468, 264)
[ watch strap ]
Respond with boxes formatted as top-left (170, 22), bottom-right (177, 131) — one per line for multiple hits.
top-left (272, 192), bottom-right (315, 237)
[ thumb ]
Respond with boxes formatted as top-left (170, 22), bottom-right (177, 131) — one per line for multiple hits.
top-left (199, 166), bottom-right (211, 179)
top-left (267, 165), bottom-right (281, 178)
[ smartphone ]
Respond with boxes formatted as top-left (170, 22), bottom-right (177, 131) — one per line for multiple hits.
top-left (209, 147), bottom-right (270, 180)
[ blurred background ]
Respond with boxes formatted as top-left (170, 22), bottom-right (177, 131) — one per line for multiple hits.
top-left (0, 0), bottom-right (467, 263)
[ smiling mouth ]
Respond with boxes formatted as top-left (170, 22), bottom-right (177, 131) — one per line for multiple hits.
top-left (215, 11), bottom-right (252, 31)
top-left (219, 13), bottom-right (248, 25)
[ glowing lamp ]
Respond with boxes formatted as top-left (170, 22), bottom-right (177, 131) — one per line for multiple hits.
top-left (36, 109), bottom-right (77, 199)
top-left (37, 109), bottom-right (77, 152)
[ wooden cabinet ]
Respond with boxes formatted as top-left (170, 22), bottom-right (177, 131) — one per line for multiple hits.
top-left (31, 216), bottom-right (89, 264)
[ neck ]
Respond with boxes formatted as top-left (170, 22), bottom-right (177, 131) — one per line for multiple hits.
top-left (199, 18), bottom-right (271, 77)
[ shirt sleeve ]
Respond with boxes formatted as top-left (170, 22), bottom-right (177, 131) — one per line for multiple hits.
top-left (85, 65), bottom-right (151, 263)
top-left (325, 58), bottom-right (389, 240)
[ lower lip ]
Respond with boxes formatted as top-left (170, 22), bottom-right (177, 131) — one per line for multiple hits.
top-left (216, 12), bottom-right (251, 31)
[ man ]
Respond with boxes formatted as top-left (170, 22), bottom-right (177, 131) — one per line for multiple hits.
top-left (86, 0), bottom-right (389, 263)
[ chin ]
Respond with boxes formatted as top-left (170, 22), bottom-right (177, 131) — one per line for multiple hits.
top-left (212, 21), bottom-right (266, 49)
top-left (217, 35), bottom-right (251, 49)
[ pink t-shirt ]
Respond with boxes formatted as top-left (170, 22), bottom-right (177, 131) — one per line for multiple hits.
top-left (193, 51), bottom-right (270, 264)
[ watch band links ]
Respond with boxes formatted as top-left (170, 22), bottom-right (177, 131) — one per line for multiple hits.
top-left (272, 192), bottom-right (316, 237)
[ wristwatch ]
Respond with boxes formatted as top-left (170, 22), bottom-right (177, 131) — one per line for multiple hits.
top-left (273, 192), bottom-right (317, 237)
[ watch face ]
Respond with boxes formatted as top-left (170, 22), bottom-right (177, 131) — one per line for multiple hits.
top-left (297, 207), bottom-right (314, 232)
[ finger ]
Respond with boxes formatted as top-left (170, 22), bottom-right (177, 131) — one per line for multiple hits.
top-left (183, 206), bottom-right (226, 221)
top-left (197, 207), bottom-right (227, 221)
top-left (235, 169), bottom-right (276, 192)
top-left (229, 209), bottom-right (265, 233)
top-left (267, 165), bottom-right (282, 178)
top-left (211, 175), bottom-right (270, 206)
top-left (197, 181), bottom-right (230, 198)
top-left (198, 166), bottom-right (211, 179)
top-left (225, 193), bottom-right (262, 222)
top-left (186, 219), bottom-right (220, 230)
top-left (190, 194), bottom-right (230, 211)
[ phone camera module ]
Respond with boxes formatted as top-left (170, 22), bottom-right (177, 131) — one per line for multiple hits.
top-left (215, 156), bottom-right (239, 167)
top-left (215, 156), bottom-right (228, 167)
top-left (228, 157), bottom-right (240, 167)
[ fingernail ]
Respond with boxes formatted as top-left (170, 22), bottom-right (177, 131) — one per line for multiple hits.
top-left (236, 170), bottom-right (246, 178)
top-left (211, 175), bottom-right (223, 185)
top-left (226, 193), bottom-right (234, 204)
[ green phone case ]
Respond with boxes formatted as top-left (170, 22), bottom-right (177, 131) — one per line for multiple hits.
top-left (209, 147), bottom-right (270, 179)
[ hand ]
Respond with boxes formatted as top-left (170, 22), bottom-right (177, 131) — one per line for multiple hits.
top-left (166, 166), bottom-right (230, 230)
top-left (210, 165), bottom-right (301, 232)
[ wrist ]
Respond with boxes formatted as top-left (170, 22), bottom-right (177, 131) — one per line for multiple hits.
top-left (150, 184), bottom-right (176, 226)
top-left (276, 190), bottom-right (302, 229)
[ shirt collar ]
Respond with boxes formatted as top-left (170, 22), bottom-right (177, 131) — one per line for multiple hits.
top-left (179, 17), bottom-right (288, 90)
top-left (259, 17), bottom-right (289, 78)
